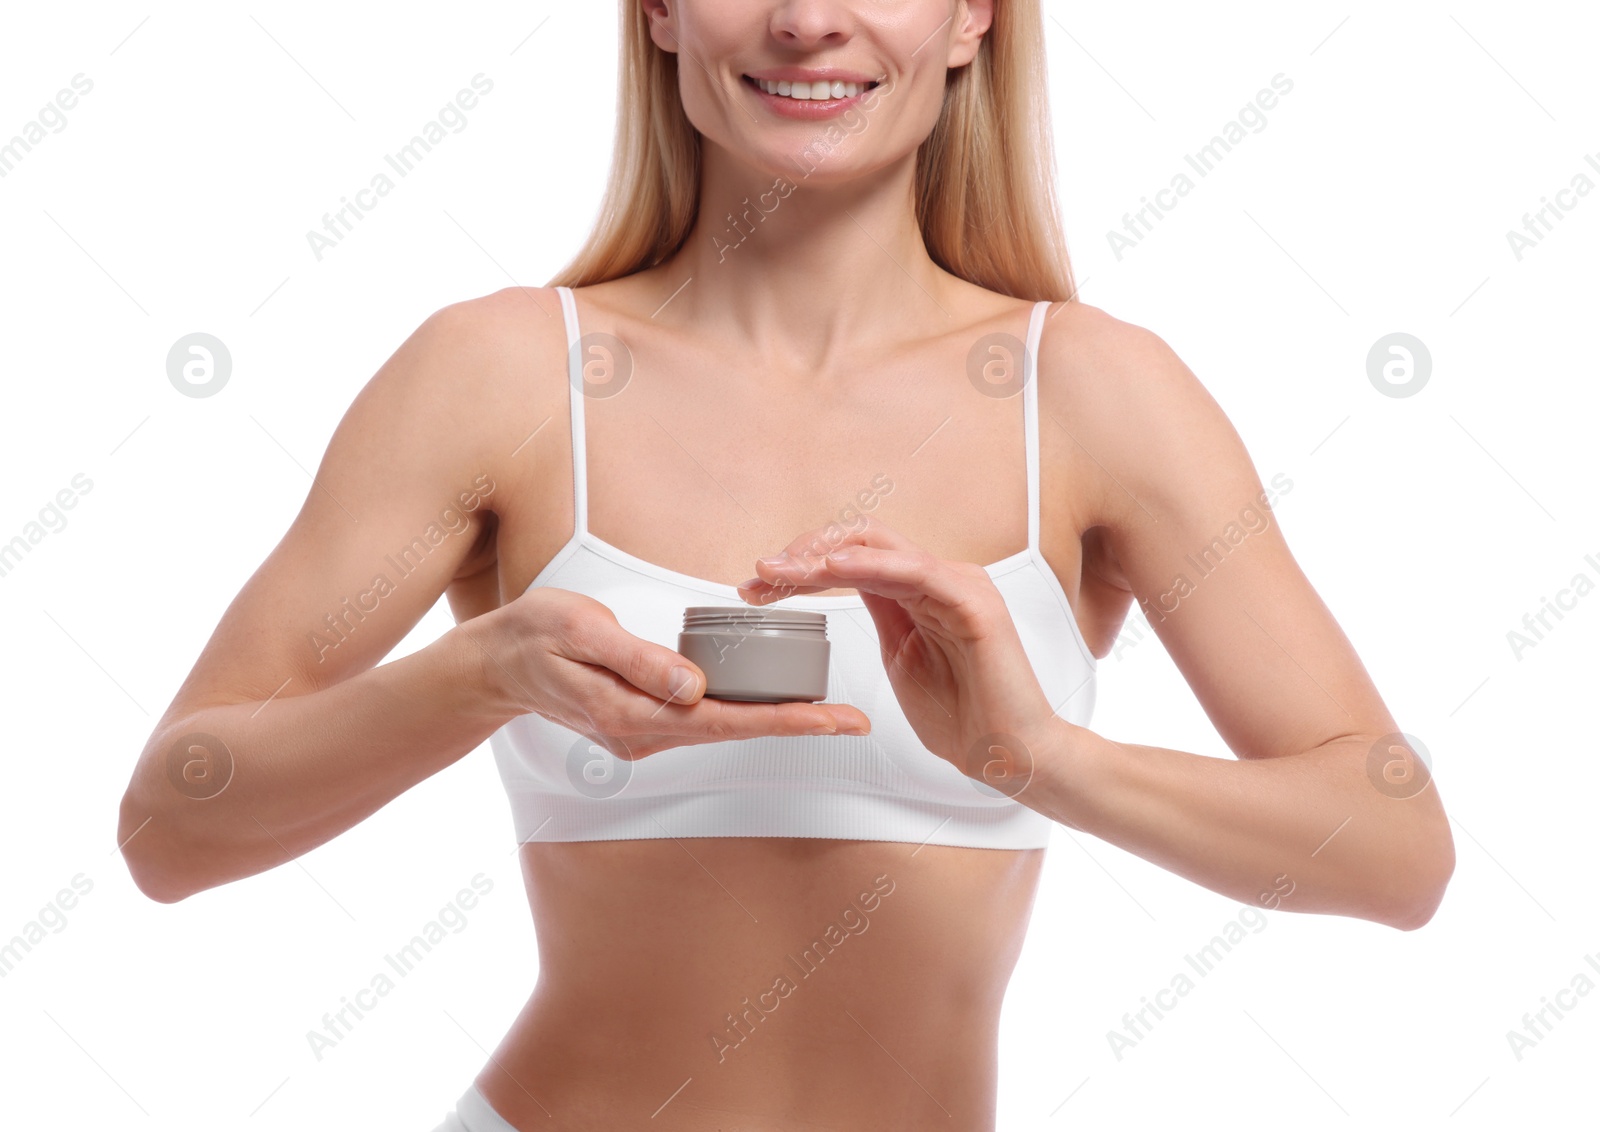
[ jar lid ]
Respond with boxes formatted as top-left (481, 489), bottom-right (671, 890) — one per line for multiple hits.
top-left (682, 606), bottom-right (828, 634)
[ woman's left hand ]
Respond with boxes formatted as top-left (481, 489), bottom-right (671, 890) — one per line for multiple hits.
top-left (737, 516), bottom-right (1060, 795)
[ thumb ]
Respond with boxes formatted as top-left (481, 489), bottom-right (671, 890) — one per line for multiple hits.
top-left (556, 596), bottom-right (705, 704)
top-left (662, 659), bottom-right (705, 705)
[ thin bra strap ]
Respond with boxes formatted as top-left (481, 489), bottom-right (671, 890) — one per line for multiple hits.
top-left (555, 285), bottom-right (589, 539)
top-left (1023, 299), bottom-right (1050, 553)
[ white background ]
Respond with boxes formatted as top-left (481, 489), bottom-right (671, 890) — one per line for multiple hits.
top-left (1, 2), bottom-right (1595, 1129)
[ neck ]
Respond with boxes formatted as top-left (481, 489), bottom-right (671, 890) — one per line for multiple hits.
top-left (656, 142), bottom-right (959, 370)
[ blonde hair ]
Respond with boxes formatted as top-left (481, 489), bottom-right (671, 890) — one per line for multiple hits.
top-left (548, 0), bottom-right (1078, 303)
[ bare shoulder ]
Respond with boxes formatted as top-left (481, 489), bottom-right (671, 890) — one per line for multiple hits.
top-left (407, 285), bottom-right (570, 458)
top-left (1036, 299), bottom-right (1251, 530)
top-left (1036, 299), bottom-right (1201, 418)
top-left (363, 284), bottom-right (570, 585)
top-left (427, 285), bottom-right (567, 397)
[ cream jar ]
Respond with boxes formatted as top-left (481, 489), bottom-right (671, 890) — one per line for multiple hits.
top-left (677, 606), bottom-right (830, 703)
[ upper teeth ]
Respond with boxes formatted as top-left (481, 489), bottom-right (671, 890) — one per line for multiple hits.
top-left (755, 78), bottom-right (868, 100)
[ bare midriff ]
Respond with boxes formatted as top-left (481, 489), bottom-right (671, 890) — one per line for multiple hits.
top-left (473, 836), bottom-right (1046, 1132)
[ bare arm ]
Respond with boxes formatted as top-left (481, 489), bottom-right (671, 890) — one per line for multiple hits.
top-left (120, 627), bottom-right (519, 903)
top-left (1023, 306), bottom-right (1454, 930)
top-left (117, 294), bottom-right (528, 903)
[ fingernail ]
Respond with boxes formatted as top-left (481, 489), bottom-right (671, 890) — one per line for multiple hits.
top-left (843, 724), bottom-right (869, 735)
top-left (807, 723), bottom-right (838, 735)
top-left (757, 554), bottom-right (788, 567)
top-left (668, 665), bottom-right (698, 701)
top-left (737, 577), bottom-right (763, 590)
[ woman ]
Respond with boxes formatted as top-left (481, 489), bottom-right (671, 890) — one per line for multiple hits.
top-left (117, 1), bottom-right (1456, 1129)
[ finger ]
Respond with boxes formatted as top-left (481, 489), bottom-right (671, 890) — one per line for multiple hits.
top-left (643, 695), bottom-right (872, 739)
top-left (760, 544), bottom-right (985, 614)
top-left (741, 514), bottom-right (919, 596)
top-left (850, 587), bottom-right (916, 663)
top-left (559, 604), bottom-right (707, 706)
top-left (551, 655), bottom-right (870, 753)
top-left (737, 546), bottom-right (889, 602)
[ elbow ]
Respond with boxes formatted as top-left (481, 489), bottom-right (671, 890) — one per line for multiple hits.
top-left (1387, 820), bottom-right (1456, 932)
top-left (122, 848), bottom-right (191, 905)
top-left (130, 871), bottom-right (190, 906)
top-left (117, 790), bottom-right (195, 905)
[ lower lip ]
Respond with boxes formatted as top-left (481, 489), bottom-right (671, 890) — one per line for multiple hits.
top-left (742, 76), bottom-right (877, 119)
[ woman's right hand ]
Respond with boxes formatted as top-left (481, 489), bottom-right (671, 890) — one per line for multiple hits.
top-left (465, 586), bottom-right (871, 759)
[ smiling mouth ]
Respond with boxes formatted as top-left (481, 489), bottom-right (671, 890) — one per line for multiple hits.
top-left (741, 74), bottom-right (882, 102)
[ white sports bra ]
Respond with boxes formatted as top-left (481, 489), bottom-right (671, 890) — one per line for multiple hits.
top-left (487, 286), bottom-right (1098, 850)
